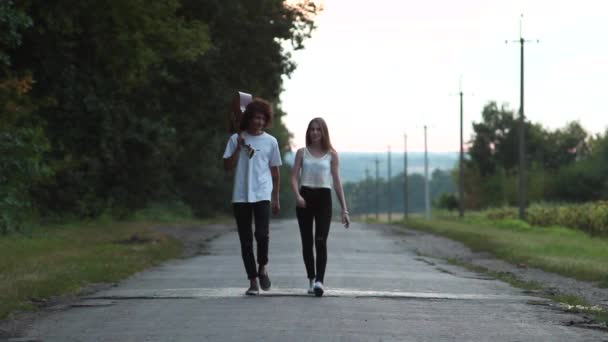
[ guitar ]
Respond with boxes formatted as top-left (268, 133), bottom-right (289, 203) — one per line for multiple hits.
top-left (228, 91), bottom-right (253, 133)
top-left (228, 91), bottom-right (256, 158)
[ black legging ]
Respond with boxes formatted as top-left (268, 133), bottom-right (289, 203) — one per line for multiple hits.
top-left (295, 186), bottom-right (332, 283)
top-left (233, 201), bottom-right (270, 280)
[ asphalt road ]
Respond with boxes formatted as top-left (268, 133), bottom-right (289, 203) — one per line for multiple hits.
top-left (15, 220), bottom-right (607, 341)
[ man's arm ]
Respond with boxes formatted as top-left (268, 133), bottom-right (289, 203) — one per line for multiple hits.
top-left (223, 146), bottom-right (241, 171)
top-left (223, 134), bottom-right (244, 171)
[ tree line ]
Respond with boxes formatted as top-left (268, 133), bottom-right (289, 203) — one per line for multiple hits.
top-left (464, 101), bottom-right (608, 208)
top-left (343, 168), bottom-right (456, 216)
top-left (1, 0), bottom-right (320, 233)
top-left (342, 101), bottom-right (608, 214)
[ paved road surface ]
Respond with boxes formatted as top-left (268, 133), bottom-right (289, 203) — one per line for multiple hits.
top-left (15, 220), bottom-right (607, 341)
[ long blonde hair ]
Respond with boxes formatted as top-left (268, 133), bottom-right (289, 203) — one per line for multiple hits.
top-left (305, 117), bottom-right (334, 152)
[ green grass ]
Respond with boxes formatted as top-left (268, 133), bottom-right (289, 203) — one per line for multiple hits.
top-left (401, 214), bottom-right (608, 285)
top-left (0, 219), bottom-right (185, 320)
top-left (0, 201), bottom-right (229, 320)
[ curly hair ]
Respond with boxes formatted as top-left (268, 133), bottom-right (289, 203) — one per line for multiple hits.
top-left (240, 98), bottom-right (273, 131)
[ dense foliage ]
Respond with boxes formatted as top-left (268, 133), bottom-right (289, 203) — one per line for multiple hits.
top-left (1, 0), bottom-right (319, 232)
top-left (464, 101), bottom-right (608, 208)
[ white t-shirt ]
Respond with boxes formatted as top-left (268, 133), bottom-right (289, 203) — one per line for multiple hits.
top-left (223, 132), bottom-right (282, 203)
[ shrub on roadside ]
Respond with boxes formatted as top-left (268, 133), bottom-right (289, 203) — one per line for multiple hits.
top-left (489, 202), bottom-right (608, 236)
top-left (485, 207), bottom-right (517, 220)
top-left (436, 193), bottom-right (459, 211)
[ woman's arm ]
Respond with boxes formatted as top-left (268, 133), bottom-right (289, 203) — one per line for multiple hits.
top-left (330, 151), bottom-right (350, 228)
top-left (271, 166), bottom-right (280, 215)
top-left (290, 149), bottom-right (306, 208)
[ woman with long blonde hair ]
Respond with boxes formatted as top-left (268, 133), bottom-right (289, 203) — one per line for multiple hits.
top-left (290, 117), bottom-right (350, 296)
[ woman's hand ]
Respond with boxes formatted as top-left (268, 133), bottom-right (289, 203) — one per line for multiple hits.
top-left (296, 195), bottom-right (306, 208)
top-left (342, 210), bottom-right (350, 228)
top-left (272, 200), bottom-right (280, 216)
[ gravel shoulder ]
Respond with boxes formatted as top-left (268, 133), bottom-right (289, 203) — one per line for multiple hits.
top-left (372, 222), bottom-right (608, 311)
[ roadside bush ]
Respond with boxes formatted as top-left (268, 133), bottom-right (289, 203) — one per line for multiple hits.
top-left (485, 207), bottom-right (517, 220)
top-left (436, 193), bottom-right (459, 211)
top-left (526, 204), bottom-right (559, 227)
top-left (492, 202), bottom-right (608, 236)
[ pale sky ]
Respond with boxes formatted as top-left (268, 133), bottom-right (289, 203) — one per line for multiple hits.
top-left (280, 0), bottom-right (608, 152)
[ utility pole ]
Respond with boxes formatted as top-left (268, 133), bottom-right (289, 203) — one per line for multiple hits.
top-left (375, 157), bottom-right (380, 221)
top-left (424, 125), bottom-right (430, 221)
top-left (365, 167), bottom-right (370, 220)
top-left (507, 14), bottom-right (539, 220)
top-left (387, 146), bottom-right (392, 223)
top-left (403, 133), bottom-right (408, 220)
top-left (452, 77), bottom-right (472, 217)
top-left (459, 78), bottom-right (465, 218)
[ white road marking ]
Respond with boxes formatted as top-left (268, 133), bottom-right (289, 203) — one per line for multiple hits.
top-left (86, 287), bottom-right (542, 302)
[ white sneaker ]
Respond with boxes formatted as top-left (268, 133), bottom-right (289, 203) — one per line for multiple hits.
top-left (313, 281), bottom-right (324, 297)
top-left (245, 280), bottom-right (259, 296)
top-left (307, 279), bottom-right (314, 294)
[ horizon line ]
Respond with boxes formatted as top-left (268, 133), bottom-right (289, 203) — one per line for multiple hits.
top-left (285, 150), bottom-right (461, 154)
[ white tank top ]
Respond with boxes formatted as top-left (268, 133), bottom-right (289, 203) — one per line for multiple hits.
top-left (300, 148), bottom-right (332, 189)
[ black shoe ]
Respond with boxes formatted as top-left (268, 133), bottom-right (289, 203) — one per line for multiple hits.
top-left (259, 270), bottom-right (271, 291)
top-left (245, 281), bottom-right (259, 296)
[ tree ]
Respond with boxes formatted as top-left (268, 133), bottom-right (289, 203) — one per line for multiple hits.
top-left (542, 121), bottom-right (589, 170)
top-left (12, 0), bottom-right (212, 216)
top-left (2, 0), bottom-right (321, 223)
top-left (468, 102), bottom-right (516, 176)
top-left (0, 1), bottom-right (50, 233)
top-left (159, 0), bottom-right (319, 216)
top-left (552, 130), bottom-right (608, 202)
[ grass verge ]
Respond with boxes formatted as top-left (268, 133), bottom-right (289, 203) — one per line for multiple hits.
top-left (402, 215), bottom-right (608, 285)
top-left (0, 220), bottom-right (182, 320)
top-left (0, 203), bottom-right (229, 320)
top-left (401, 214), bottom-right (608, 325)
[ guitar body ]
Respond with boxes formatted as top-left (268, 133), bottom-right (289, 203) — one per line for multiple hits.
top-left (228, 91), bottom-right (253, 133)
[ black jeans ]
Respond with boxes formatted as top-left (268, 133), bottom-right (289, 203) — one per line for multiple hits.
top-left (295, 187), bottom-right (332, 283)
top-left (233, 201), bottom-right (270, 280)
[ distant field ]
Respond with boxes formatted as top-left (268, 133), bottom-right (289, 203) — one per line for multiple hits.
top-left (284, 151), bottom-right (458, 183)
